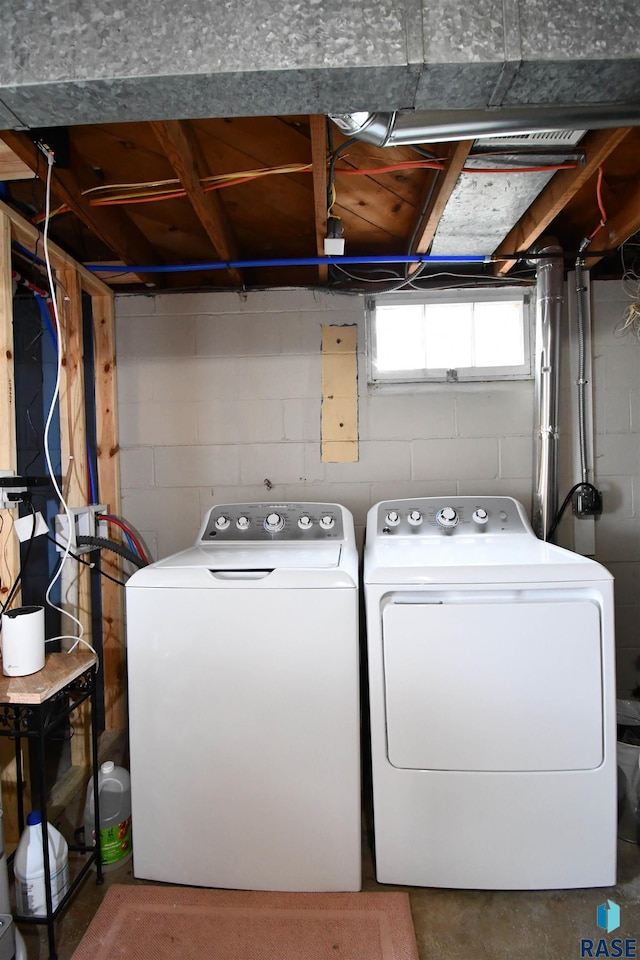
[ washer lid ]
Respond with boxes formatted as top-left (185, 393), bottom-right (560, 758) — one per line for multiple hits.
top-left (154, 542), bottom-right (343, 570)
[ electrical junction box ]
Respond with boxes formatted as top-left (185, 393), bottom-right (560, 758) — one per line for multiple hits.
top-left (55, 505), bottom-right (108, 553)
top-left (0, 471), bottom-right (28, 510)
top-left (323, 237), bottom-right (345, 256)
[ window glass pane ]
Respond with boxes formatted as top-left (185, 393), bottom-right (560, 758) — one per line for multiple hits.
top-left (375, 305), bottom-right (425, 371)
top-left (424, 303), bottom-right (473, 368)
top-left (473, 301), bottom-right (524, 366)
top-left (369, 290), bottom-right (530, 383)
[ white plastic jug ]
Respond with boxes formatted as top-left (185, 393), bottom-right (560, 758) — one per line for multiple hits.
top-left (14, 811), bottom-right (69, 917)
top-left (84, 761), bottom-right (132, 870)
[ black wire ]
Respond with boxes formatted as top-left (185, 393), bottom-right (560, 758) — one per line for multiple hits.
top-left (1, 501), bottom-right (37, 613)
top-left (410, 144), bottom-right (440, 161)
top-left (547, 482), bottom-right (599, 543)
top-left (45, 535), bottom-right (128, 587)
top-left (76, 536), bottom-right (147, 569)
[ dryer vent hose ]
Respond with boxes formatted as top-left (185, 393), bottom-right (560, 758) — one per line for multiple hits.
top-left (76, 535), bottom-right (148, 568)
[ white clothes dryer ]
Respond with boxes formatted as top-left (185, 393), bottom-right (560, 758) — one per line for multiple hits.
top-left (364, 496), bottom-right (616, 890)
top-left (126, 502), bottom-right (361, 891)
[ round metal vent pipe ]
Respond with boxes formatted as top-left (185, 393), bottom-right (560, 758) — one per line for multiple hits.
top-left (330, 105), bottom-right (640, 145)
top-left (531, 239), bottom-right (564, 541)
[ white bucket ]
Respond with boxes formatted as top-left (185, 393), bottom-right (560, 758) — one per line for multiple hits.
top-left (84, 762), bottom-right (132, 870)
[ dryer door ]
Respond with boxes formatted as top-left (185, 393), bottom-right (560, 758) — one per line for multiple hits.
top-left (382, 593), bottom-right (603, 772)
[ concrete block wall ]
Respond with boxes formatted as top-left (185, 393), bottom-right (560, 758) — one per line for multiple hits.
top-left (114, 280), bottom-right (640, 694)
top-left (115, 288), bottom-right (534, 560)
top-left (590, 281), bottom-right (640, 697)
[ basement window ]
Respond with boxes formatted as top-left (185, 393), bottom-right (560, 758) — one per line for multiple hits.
top-left (367, 288), bottom-right (532, 384)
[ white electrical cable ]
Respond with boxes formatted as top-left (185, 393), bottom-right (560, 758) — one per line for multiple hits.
top-left (40, 151), bottom-right (97, 661)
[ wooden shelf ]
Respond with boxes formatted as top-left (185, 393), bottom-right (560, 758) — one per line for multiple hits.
top-left (0, 650), bottom-right (97, 705)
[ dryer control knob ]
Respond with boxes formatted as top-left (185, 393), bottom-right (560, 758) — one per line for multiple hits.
top-left (385, 511), bottom-right (401, 527)
top-left (472, 508), bottom-right (488, 525)
top-left (298, 515), bottom-right (313, 530)
top-left (319, 515), bottom-right (335, 530)
top-left (264, 512), bottom-right (285, 533)
top-left (214, 515), bottom-right (231, 531)
top-left (236, 516), bottom-right (251, 530)
top-left (407, 510), bottom-right (423, 526)
top-left (436, 506), bottom-right (458, 528)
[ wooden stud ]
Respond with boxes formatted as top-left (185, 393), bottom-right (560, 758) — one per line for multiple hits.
top-left (0, 211), bottom-right (18, 607)
top-left (57, 266), bottom-right (94, 768)
top-left (0, 210), bottom-right (30, 843)
top-left (92, 293), bottom-right (126, 732)
top-left (0, 198), bottom-right (110, 298)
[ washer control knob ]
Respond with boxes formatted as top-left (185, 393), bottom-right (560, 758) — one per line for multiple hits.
top-left (472, 508), bottom-right (488, 525)
top-left (214, 515), bottom-right (231, 531)
top-left (264, 512), bottom-right (285, 533)
top-left (319, 515), bottom-right (335, 530)
top-left (298, 515), bottom-right (313, 530)
top-left (385, 511), bottom-right (401, 527)
top-left (436, 506), bottom-right (458, 528)
top-left (407, 510), bottom-right (423, 526)
top-left (236, 516), bottom-right (250, 530)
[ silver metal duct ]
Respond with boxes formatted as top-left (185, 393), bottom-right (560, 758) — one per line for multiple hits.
top-left (531, 240), bottom-right (564, 541)
top-left (330, 105), bottom-right (640, 145)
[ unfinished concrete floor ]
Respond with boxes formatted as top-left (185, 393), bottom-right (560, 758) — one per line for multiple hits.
top-left (17, 820), bottom-right (640, 960)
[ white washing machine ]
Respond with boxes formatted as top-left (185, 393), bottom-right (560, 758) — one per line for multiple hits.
top-left (364, 496), bottom-right (616, 890)
top-left (125, 502), bottom-right (361, 891)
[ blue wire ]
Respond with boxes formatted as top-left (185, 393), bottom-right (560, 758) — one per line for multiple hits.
top-left (84, 253), bottom-right (490, 274)
top-left (86, 443), bottom-right (98, 503)
top-left (12, 242), bottom-right (47, 268)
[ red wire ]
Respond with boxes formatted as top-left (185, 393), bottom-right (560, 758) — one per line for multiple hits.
top-left (103, 516), bottom-right (148, 563)
top-left (336, 161), bottom-right (576, 175)
top-left (587, 167), bottom-right (607, 241)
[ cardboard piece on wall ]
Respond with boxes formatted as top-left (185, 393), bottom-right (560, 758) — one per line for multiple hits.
top-left (321, 325), bottom-right (358, 463)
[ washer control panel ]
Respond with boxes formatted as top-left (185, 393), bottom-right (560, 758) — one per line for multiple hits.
top-left (375, 497), bottom-right (529, 536)
top-left (200, 503), bottom-right (344, 541)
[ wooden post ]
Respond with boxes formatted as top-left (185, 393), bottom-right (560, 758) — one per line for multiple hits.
top-left (57, 266), bottom-right (93, 767)
top-left (0, 211), bottom-right (19, 606)
top-left (0, 210), bottom-right (30, 841)
top-left (92, 292), bottom-right (125, 732)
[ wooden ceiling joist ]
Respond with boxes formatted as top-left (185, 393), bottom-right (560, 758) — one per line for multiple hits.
top-left (310, 115), bottom-right (329, 283)
top-left (0, 131), bottom-right (165, 288)
top-left (492, 127), bottom-right (634, 275)
top-left (150, 119), bottom-right (243, 286)
top-left (585, 172), bottom-right (640, 269)
top-left (412, 140), bottom-right (474, 256)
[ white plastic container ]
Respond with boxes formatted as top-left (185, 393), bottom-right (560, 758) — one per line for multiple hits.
top-left (14, 811), bottom-right (69, 917)
top-left (83, 762), bottom-right (132, 870)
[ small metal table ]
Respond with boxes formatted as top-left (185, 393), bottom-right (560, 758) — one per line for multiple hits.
top-left (0, 650), bottom-right (103, 960)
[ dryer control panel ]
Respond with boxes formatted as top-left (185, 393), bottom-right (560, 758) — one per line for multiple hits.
top-left (199, 502), bottom-right (345, 541)
top-left (374, 497), bottom-right (531, 536)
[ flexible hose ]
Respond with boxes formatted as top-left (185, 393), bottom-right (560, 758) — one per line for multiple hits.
top-left (76, 536), bottom-right (148, 569)
top-left (575, 258), bottom-right (589, 485)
